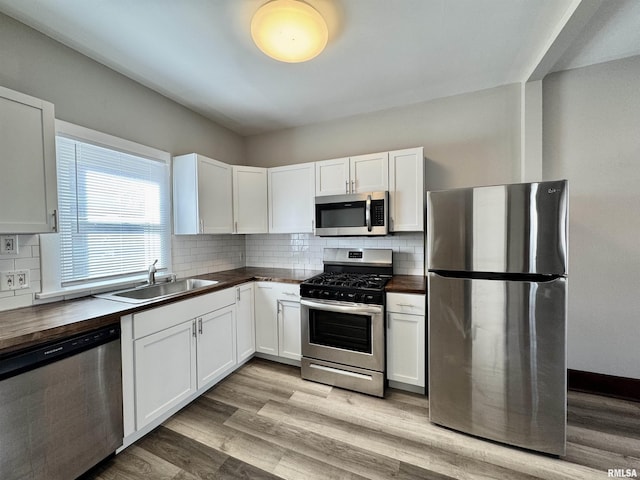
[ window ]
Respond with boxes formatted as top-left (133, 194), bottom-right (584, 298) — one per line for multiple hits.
top-left (55, 126), bottom-right (170, 287)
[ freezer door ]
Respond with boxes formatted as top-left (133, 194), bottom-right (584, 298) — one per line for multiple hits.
top-left (427, 180), bottom-right (568, 275)
top-left (428, 273), bottom-right (567, 456)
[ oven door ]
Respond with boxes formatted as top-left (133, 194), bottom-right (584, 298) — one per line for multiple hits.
top-left (300, 298), bottom-right (384, 372)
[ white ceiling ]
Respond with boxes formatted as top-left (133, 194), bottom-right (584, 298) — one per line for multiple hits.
top-left (0, 0), bottom-right (639, 136)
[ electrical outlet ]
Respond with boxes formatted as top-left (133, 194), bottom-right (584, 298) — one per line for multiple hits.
top-left (1, 271), bottom-right (16, 291)
top-left (15, 270), bottom-right (29, 289)
top-left (1, 235), bottom-right (18, 255)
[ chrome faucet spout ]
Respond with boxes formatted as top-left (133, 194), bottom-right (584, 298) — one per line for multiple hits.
top-left (148, 259), bottom-right (158, 285)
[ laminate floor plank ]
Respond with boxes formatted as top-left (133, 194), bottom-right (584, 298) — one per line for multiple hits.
top-left (287, 390), bottom-right (604, 480)
top-left (81, 445), bottom-right (193, 480)
top-left (89, 359), bottom-right (639, 480)
top-left (236, 358), bottom-right (332, 398)
top-left (273, 450), bottom-right (371, 480)
top-left (224, 408), bottom-right (402, 480)
top-left (135, 426), bottom-right (228, 479)
top-left (258, 400), bottom-right (542, 480)
top-left (567, 425), bottom-right (640, 459)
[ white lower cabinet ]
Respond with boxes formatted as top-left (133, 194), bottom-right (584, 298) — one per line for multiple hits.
top-left (196, 305), bottom-right (236, 387)
top-left (236, 282), bottom-right (255, 363)
top-left (254, 281), bottom-right (301, 361)
top-left (134, 320), bottom-right (196, 430)
top-left (386, 293), bottom-right (426, 388)
top-left (130, 288), bottom-right (237, 432)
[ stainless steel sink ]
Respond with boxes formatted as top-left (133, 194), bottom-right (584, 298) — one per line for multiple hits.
top-left (96, 278), bottom-right (218, 303)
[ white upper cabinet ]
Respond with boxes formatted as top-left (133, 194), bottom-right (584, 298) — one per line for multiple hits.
top-left (232, 166), bottom-right (268, 234)
top-left (268, 163), bottom-right (315, 233)
top-left (315, 152), bottom-right (388, 196)
top-left (173, 153), bottom-right (233, 234)
top-left (315, 157), bottom-right (349, 196)
top-left (0, 86), bottom-right (57, 233)
top-left (389, 147), bottom-right (424, 232)
top-left (349, 152), bottom-right (389, 193)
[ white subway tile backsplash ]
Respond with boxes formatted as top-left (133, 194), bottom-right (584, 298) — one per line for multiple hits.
top-left (171, 234), bottom-right (244, 278)
top-left (245, 232), bottom-right (424, 275)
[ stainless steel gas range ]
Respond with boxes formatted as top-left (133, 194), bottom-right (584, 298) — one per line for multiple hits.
top-left (300, 248), bottom-right (392, 397)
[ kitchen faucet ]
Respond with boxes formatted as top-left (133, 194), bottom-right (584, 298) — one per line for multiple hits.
top-left (148, 259), bottom-right (158, 285)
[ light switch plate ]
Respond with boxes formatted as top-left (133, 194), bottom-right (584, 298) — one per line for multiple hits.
top-left (1, 235), bottom-right (18, 255)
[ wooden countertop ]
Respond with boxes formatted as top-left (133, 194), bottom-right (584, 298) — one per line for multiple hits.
top-left (0, 267), bottom-right (320, 355)
top-left (0, 267), bottom-right (424, 355)
top-left (385, 275), bottom-right (426, 294)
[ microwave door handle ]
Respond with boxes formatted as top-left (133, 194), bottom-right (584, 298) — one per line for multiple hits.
top-left (366, 195), bottom-right (372, 232)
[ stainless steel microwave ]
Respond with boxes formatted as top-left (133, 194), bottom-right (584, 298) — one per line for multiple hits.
top-left (314, 191), bottom-right (389, 236)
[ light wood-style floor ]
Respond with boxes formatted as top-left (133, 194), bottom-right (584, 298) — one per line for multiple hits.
top-left (84, 358), bottom-right (640, 479)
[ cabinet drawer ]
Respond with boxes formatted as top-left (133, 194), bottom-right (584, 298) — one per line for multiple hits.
top-left (133, 288), bottom-right (236, 339)
top-left (386, 292), bottom-right (425, 315)
top-left (278, 282), bottom-right (300, 300)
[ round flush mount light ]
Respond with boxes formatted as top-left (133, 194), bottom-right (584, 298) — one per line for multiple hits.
top-left (251, 0), bottom-right (328, 63)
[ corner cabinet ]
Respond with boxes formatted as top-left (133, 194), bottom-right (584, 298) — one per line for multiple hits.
top-left (232, 166), bottom-right (268, 233)
top-left (173, 153), bottom-right (233, 234)
top-left (386, 292), bottom-right (426, 389)
top-left (389, 147), bottom-right (424, 232)
top-left (0, 86), bottom-right (57, 233)
top-left (236, 282), bottom-right (256, 363)
top-left (315, 152), bottom-right (388, 196)
top-left (268, 163), bottom-right (315, 233)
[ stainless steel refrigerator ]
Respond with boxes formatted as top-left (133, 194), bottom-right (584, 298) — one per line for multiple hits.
top-left (427, 180), bottom-right (568, 456)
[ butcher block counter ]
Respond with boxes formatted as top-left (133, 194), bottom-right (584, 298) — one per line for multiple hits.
top-left (0, 267), bottom-right (319, 355)
top-left (0, 267), bottom-right (424, 355)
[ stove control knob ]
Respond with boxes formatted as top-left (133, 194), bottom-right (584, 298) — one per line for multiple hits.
top-left (353, 293), bottom-right (363, 303)
top-left (364, 294), bottom-right (375, 303)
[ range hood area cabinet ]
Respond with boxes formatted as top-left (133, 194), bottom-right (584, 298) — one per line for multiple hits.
top-left (0, 86), bottom-right (58, 234)
top-left (315, 152), bottom-right (389, 196)
top-left (173, 153), bottom-right (234, 234)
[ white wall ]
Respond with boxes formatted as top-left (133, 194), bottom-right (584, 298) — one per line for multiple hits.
top-left (543, 55), bottom-right (640, 379)
top-left (0, 12), bottom-right (244, 164)
top-left (245, 84), bottom-right (523, 190)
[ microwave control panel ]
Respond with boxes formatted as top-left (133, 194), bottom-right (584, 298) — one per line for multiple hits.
top-left (372, 200), bottom-right (385, 226)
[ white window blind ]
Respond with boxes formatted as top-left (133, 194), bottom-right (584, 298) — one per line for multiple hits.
top-left (56, 136), bottom-right (170, 286)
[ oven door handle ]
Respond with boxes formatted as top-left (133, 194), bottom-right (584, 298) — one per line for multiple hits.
top-left (300, 298), bottom-right (383, 315)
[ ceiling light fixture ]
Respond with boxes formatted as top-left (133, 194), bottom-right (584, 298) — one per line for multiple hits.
top-left (251, 0), bottom-right (328, 63)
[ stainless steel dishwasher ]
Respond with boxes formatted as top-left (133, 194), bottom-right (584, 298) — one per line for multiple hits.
top-left (0, 324), bottom-right (123, 480)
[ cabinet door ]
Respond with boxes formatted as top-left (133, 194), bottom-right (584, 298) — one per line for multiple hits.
top-left (134, 321), bottom-right (197, 429)
top-left (386, 312), bottom-right (425, 387)
top-left (236, 283), bottom-right (255, 363)
top-left (350, 152), bottom-right (388, 193)
top-left (0, 86), bottom-right (57, 233)
top-left (233, 166), bottom-right (268, 233)
top-left (315, 157), bottom-right (350, 196)
top-left (278, 299), bottom-right (301, 361)
top-left (389, 147), bottom-right (424, 232)
top-left (173, 153), bottom-right (233, 234)
top-left (197, 305), bottom-right (237, 388)
top-left (198, 156), bottom-right (233, 234)
top-left (268, 163), bottom-right (315, 233)
top-left (254, 282), bottom-right (279, 355)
